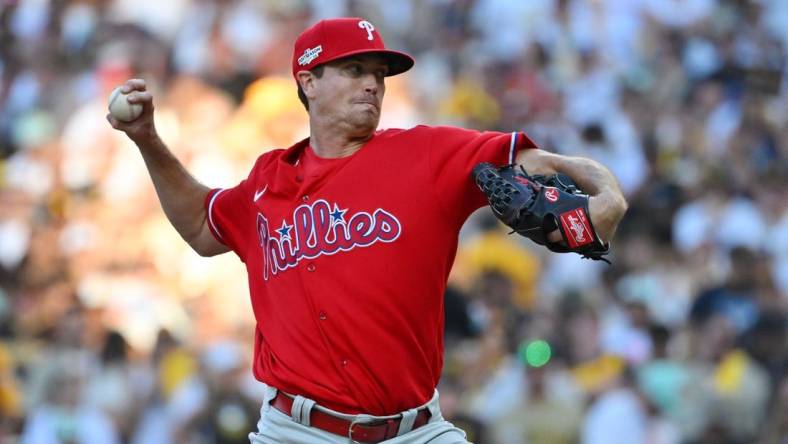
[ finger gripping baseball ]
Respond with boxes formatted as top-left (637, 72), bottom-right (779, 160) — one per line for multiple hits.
top-left (472, 163), bottom-right (611, 263)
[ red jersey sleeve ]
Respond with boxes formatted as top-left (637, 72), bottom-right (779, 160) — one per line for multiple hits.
top-left (426, 126), bottom-right (538, 223)
top-left (204, 152), bottom-right (277, 261)
top-left (204, 181), bottom-right (252, 261)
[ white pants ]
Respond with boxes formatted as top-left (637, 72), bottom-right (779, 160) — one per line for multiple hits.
top-left (248, 385), bottom-right (470, 444)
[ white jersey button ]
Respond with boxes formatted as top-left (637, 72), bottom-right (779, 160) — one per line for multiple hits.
top-left (307, 263), bottom-right (316, 272)
top-left (302, 195), bottom-right (309, 202)
top-left (319, 311), bottom-right (327, 320)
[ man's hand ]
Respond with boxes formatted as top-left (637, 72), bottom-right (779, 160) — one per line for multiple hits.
top-left (106, 79), bottom-right (158, 145)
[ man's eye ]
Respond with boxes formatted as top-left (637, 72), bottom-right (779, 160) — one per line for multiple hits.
top-left (346, 64), bottom-right (362, 75)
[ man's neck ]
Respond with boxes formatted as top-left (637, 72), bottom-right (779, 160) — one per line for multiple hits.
top-left (308, 117), bottom-right (375, 159)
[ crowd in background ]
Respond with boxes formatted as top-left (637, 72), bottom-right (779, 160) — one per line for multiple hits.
top-left (1, 0), bottom-right (787, 443)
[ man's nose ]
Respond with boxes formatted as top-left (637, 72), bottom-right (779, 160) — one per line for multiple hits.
top-left (362, 73), bottom-right (378, 95)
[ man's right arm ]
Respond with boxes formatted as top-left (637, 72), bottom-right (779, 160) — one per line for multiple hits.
top-left (107, 79), bottom-right (229, 257)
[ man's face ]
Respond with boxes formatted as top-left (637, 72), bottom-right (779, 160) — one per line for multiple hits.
top-left (304, 54), bottom-right (388, 135)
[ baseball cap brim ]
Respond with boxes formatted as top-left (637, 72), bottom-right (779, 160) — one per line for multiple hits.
top-left (305, 49), bottom-right (415, 77)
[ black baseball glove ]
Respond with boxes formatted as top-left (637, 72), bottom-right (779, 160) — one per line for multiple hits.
top-left (472, 162), bottom-right (611, 263)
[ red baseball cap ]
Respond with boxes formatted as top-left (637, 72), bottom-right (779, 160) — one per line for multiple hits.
top-left (292, 18), bottom-right (414, 79)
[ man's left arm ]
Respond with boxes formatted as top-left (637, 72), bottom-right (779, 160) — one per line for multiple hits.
top-left (517, 148), bottom-right (628, 243)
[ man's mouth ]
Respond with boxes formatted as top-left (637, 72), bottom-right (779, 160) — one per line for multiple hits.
top-left (354, 100), bottom-right (378, 109)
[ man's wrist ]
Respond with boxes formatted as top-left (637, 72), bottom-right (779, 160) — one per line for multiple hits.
top-left (132, 131), bottom-right (164, 151)
top-left (588, 194), bottom-right (626, 242)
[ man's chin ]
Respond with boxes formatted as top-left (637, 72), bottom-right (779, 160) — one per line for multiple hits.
top-left (349, 115), bottom-right (380, 133)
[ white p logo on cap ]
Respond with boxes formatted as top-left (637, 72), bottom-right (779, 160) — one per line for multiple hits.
top-left (358, 20), bottom-right (375, 40)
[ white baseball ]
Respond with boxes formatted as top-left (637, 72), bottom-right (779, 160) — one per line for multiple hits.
top-left (108, 86), bottom-right (143, 122)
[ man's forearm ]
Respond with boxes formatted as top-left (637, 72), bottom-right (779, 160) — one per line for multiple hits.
top-left (552, 156), bottom-right (627, 242)
top-left (136, 135), bottom-right (211, 246)
top-left (548, 155), bottom-right (618, 196)
top-left (518, 149), bottom-right (616, 195)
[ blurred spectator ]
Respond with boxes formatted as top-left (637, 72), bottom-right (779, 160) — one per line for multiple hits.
top-left (438, 376), bottom-right (489, 444)
top-left (130, 330), bottom-right (208, 444)
top-left (20, 370), bottom-right (121, 444)
top-left (580, 368), bottom-right (648, 444)
top-left (192, 341), bottom-right (261, 444)
top-left (84, 331), bottom-right (145, 442)
top-left (444, 285), bottom-right (480, 344)
top-left (687, 313), bottom-right (771, 443)
top-left (690, 247), bottom-right (763, 335)
top-left (636, 325), bottom-right (695, 440)
top-left (492, 364), bottom-right (583, 444)
top-left (455, 213), bottom-right (541, 310)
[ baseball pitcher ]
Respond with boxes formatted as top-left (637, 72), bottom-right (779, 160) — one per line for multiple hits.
top-left (108, 17), bottom-right (627, 444)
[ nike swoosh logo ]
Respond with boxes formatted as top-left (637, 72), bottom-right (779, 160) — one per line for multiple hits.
top-left (254, 185), bottom-right (268, 202)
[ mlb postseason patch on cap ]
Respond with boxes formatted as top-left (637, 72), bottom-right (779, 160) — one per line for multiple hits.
top-left (298, 46), bottom-right (323, 66)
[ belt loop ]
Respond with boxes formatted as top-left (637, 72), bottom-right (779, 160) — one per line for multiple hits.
top-left (264, 385), bottom-right (278, 404)
top-left (301, 398), bottom-right (316, 426)
top-left (396, 408), bottom-right (418, 436)
top-left (427, 390), bottom-right (440, 420)
top-left (290, 395), bottom-right (316, 426)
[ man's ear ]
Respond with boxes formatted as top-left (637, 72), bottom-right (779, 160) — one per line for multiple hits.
top-left (297, 71), bottom-right (316, 99)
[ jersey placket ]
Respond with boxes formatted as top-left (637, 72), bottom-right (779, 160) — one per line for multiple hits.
top-left (290, 174), bottom-right (366, 410)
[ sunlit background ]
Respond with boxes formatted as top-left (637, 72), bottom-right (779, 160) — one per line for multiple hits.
top-left (1, 1), bottom-right (787, 443)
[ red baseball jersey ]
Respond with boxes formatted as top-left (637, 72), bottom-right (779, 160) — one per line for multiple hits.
top-left (205, 125), bottom-right (536, 415)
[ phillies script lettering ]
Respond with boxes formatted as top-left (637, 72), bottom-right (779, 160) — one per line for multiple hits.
top-left (257, 199), bottom-right (401, 280)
